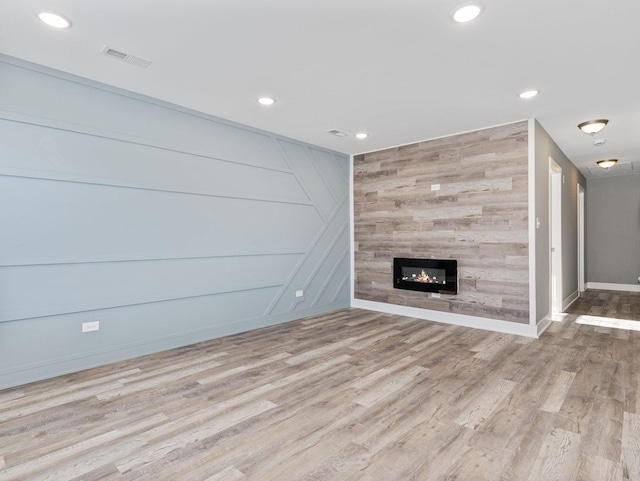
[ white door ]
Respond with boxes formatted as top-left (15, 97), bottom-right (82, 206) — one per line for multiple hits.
top-left (577, 184), bottom-right (585, 292)
top-left (550, 158), bottom-right (563, 315)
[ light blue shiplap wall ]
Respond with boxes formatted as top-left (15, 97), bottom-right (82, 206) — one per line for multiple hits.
top-left (0, 56), bottom-right (350, 390)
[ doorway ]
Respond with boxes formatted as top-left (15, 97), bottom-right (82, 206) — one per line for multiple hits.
top-left (577, 184), bottom-right (585, 293)
top-left (550, 158), bottom-right (563, 315)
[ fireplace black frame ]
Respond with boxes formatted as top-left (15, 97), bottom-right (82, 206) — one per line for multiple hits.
top-left (393, 258), bottom-right (458, 295)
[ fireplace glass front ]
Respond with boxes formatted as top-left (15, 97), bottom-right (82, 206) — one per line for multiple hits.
top-left (393, 258), bottom-right (457, 294)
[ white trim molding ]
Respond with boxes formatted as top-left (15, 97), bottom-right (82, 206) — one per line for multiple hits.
top-left (351, 299), bottom-right (539, 338)
top-left (563, 290), bottom-right (580, 311)
top-left (587, 282), bottom-right (640, 293)
top-left (536, 316), bottom-right (553, 337)
top-left (349, 154), bottom-right (355, 302)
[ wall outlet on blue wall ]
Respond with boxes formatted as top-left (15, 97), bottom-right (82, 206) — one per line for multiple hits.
top-left (295, 290), bottom-right (304, 298)
top-left (82, 321), bottom-right (100, 333)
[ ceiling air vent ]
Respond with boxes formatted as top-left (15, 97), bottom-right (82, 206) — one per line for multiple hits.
top-left (327, 129), bottom-right (349, 137)
top-left (101, 46), bottom-right (151, 69)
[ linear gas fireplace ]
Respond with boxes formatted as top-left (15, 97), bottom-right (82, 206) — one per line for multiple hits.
top-left (393, 258), bottom-right (458, 295)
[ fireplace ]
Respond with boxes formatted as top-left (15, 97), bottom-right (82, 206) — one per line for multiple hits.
top-left (393, 258), bottom-right (458, 295)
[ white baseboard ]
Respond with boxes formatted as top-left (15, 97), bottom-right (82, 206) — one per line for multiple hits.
top-left (536, 316), bottom-right (553, 337)
top-left (563, 290), bottom-right (579, 311)
top-left (586, 282), bottom-right (640, 293)
top-left (351, 299), bottom-right (538, 338)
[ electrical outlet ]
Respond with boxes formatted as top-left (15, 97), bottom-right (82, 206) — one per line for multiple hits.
top-left (295, 290), bottom-right (304, 298)
top-left (82, 321), bottom-right (99, 333)
top-left (431, 184), bottom-right (440, 191)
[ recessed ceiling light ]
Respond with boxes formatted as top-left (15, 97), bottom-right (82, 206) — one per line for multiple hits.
top-left (355, 133), bottom-right (369, 139)
top-left (37, 11), bottom-right (72, 29)
top-left (257, 97), bottom-right (275, 106)
top-left (453, 5), bottom-right (481, 23)
top-left (518, 90), bottom-right (539, 99)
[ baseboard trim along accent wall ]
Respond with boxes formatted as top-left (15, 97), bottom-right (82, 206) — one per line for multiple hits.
top-left (586, 282), bottom-right (640, 293)
top-left (351, 299), bottom-right (539, 338)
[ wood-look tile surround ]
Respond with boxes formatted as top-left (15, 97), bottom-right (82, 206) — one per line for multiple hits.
top-left (354, 122), bottom-right (530, 323)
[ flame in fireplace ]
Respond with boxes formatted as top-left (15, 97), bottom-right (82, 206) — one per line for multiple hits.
top-left (411, 269), bottom-right (437, 283)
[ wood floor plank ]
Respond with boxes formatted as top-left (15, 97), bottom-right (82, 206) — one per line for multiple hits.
top-left (578, 395), bottom-right (624, 463)
top-left (541, 369), bottom-right (577, 412)
top-left (116, 400), bottom-right (277, 474)
top-left (0, 413), bottom-right (166, 481)
top-left (0, 381), bottom-right (124, 423)
top-left (578, 454), bottom-right (623, 481)
top-left (468, 401), bottom-right (533, 452)
top-left (354, 365), bottom-right (427, 408)
top-left (68, 462), bottom-right (124, 481)
top-left (204, 466), bottom-right (248, 481)
top-left (197, 352), bottom-right (292, 385)
top-left (352, 356), bottom-right (417, 390)
top-left (455, 378), bottom-right (518, 430)
top-left (97, 361), bottom-right (222, 401)
top-left (525, 428), bottom-right (582, 481)
top-left (622, 411), bottom-right (640, 481)
top-left (284, 338), bottom-right (356, 366)
top-left (347, 328), bottom-right (402, 350)
top-left (445, 447), bottom-right (505, 481)
top-left (496, 410), bottom-right (559, 480)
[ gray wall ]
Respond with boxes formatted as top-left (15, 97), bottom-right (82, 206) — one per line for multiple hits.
top-left (534, 120), bottom-right (586, 322)
top-left (586, 172), bottom-right (640, 285)
top-left (0, 56), bottom-right (350, 390)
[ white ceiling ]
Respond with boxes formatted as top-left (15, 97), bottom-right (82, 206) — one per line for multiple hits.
top-left (1, 0), bottom-right (639, 178)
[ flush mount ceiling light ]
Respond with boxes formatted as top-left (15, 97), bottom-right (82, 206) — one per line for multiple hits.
top-left (37, 10), bottom-right (72, 28)
top-left (257, 97), bottom-right (275, 106)
top-left (518, 90), bottom-right (539, 99)
top-left (596, 159), bottom-right (617, 170)
top-left (578, 119), bottom-right (609, 135)
top-left (355, 133), bottom-right (369, 139)
top-left (453, 5), bottom-right (481, 23)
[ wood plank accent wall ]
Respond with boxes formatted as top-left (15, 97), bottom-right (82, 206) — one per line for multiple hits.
top-left (354, 121), bottom-right (530, 324)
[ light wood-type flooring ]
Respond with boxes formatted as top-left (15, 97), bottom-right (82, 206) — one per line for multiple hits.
top-left (1, 289), bottom-right (639, 480)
